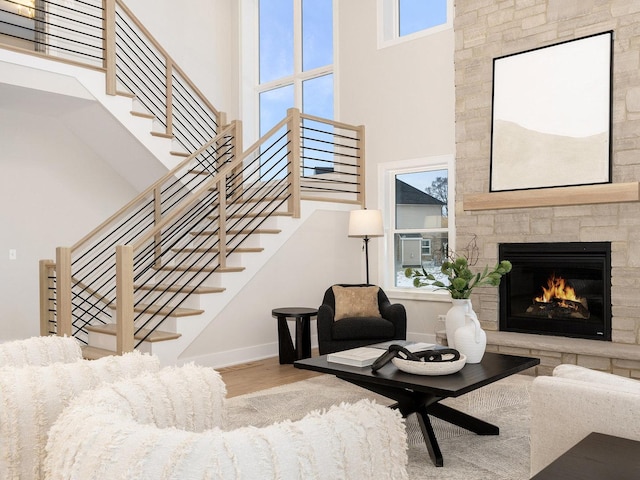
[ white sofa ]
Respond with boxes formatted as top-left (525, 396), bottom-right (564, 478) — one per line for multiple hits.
top-left (530, 364), bottom-right (640, 477)
top-left (0, 335), bottom-right (82, 367)
top-left (0, 350), bottom-right (160, 480)
top-left (44, 364), bottom-right (409, 480)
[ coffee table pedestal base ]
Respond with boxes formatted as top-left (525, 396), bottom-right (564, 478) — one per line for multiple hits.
top-left (345, 378), bottom-right (499, 467)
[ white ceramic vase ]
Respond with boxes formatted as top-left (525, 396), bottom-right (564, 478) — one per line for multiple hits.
top-left (454, 312), bottom-right (487, 364)
top-left (445, 299), bottom-right (475, 349)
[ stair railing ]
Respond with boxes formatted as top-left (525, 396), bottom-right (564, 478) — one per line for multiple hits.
top-left (8, 0), bottom-right (368, 352)
top-left (48, 121), bottom-right (238, 342)
top-left (0, 0), bottom-right (223, 156)
top-left (41, 108), bottom-right (365, 352)
top-left (106, 0), bottom-right (224, 154)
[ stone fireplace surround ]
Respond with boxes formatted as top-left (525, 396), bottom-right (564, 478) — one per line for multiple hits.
top-left (453, 2), bottom-right (640, 378)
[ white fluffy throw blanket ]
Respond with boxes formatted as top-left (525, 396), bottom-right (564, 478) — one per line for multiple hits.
top-left (0, 351), bottom-right (160, 480)
top-left (0, 335), bottom-right (82, 367)
top-left (44, 364), bottom-right (409, 480)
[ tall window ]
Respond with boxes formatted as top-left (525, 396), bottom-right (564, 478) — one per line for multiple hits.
top-left (388, 160), bottom-right (452, 290)
top-left (378, 0), bottom-right (451, 48)
top-left (258, 0), bottom-right (334, 137)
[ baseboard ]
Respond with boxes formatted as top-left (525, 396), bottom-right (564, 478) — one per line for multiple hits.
top-left (178, 335), bottom-right (320, 369)
top-left (408, 332), bottom-right (438, 345)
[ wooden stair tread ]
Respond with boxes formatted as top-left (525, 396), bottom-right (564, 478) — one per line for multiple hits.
top-left (151, 131), bottom-right (173, 139)
top-left (190, 228), bottom-right (281, 236)
top-left (229, 228), bottom-right (281, 234)
top-left (155, 265), bottom-right (245, 273)
top-left (171, 247), bottom-right (264, 254)
top-left (136, 283), bottom-right (225, 294)
top-left (188, 168), bottom-right (216, 175)
top-left (130, 110), bottom-right (154, 119)
top-left (171, 151), bottom-right (190, 157)
top-left (87, 324), bottom-right (181, 342)
top-left (82, 345), bottom-right (116, 360)
top-left (219, 212), bottom-right (293, 219)
top-left (134, 304), bottom-right (204, 316)
top-left (108, 303), bottom-right (204, 316)
top-left (115, 90), bottom-right (135, 98)
top-left (228, 196), bottom-right (285, 205)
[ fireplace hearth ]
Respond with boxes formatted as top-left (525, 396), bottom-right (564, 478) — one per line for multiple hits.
top-left (499, 242), bottom-right (611, 341)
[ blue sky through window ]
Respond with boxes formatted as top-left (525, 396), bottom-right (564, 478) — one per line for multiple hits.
top-left (259, 0), bottom-right (333, 117)
top-left (302, 0), bottom-right (333, 71)
top-left (259, 0), bottom-right (293, 84)
top-left (399, 0), bottom-right (447, 37)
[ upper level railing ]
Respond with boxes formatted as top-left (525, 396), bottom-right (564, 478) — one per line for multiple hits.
top-left (0, 0), bottom-right (222, 154)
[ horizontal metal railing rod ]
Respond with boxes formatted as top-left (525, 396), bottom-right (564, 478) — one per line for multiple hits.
top-left (114, 0), bottom-right (221, 120)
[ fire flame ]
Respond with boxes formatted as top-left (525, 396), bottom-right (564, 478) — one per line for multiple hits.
top-left (535, 274), bottom-right (578, 303)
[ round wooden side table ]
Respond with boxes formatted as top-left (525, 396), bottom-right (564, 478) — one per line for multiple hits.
top-left (271, 307), bottom-right (318, 364)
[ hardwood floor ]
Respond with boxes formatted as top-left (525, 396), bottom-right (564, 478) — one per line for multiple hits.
top-left (218, 352), bottom-right (322, 398)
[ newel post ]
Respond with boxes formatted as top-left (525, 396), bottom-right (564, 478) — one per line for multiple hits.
top-left (286, 107), bottom-right (301, 218)
top-left (116, 245), bottom-right (135, 354)
top-left (356, 124), bottom-right (366, 208)
top-left (217, 176), bottom-right (227, 269)
top-left (55, 247), bottom-right (73, 337)
top-left (39, 259), bottom-right (55, 336)
top-left (104, 0), bottom-right (116, 95)
top-left (153, 186), bottom-right (162, 267)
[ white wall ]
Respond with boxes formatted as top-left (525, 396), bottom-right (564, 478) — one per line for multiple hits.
top-left (0, 109), bottom-right (139, 341)
top-left (335, 2), bottom-right (456, 340)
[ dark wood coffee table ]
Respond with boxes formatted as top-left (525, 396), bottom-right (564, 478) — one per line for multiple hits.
top-left (294, 351), bottom-right (539, 467)
top-left (531, 432), bottom-right (640, 480)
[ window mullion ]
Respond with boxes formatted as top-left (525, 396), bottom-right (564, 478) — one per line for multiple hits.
top-left (293, 0), bottom-right (303, 109)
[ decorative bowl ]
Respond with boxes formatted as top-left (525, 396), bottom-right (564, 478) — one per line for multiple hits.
top-left (392, 353), bottom-right (467, 376)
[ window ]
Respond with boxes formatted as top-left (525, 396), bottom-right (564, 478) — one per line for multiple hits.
top-left (384, 157), bottom-right (453, 291)
top-left (258, 0), bottom-right (334, 137)
top-left (378, 0), bottom-right (452, 48)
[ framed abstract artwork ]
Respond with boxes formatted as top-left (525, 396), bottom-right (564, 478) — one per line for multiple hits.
top-left (490, 31), bottom-right (613, 192)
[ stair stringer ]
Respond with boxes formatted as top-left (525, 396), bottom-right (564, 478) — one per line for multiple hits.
top-left (0, 49), bottom-right (185, 191)
top-left (139, 201), bottom-right (355, 366)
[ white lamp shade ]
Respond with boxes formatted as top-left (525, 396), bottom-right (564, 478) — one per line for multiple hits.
top-left (348, 209), bottom-right (384, 237)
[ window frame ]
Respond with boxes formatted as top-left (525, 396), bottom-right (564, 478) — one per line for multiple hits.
top-left (241, 0), bottom-right (335, 147)
top-left (378, 154), bottom-right (455, 300)
top-left (377, 0), bottom-right (453, 50)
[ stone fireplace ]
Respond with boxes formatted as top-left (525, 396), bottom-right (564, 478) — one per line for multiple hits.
top-left (454, 2), bottom-right (640, 377)
top-left (498, 242), bottom-right (611, 341)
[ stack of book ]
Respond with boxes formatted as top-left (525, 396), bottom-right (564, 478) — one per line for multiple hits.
top-left (326, 341), bottom-right (436, 367)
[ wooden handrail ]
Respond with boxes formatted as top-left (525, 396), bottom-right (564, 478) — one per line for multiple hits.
top-left (71, 123), bottom-right (236, 254)
top-left (113, 0), bottom-right (221, 119)
top-left (39, 259), bottom-right (55, 336)
top-left (131, 120), bottom-right (246, 250)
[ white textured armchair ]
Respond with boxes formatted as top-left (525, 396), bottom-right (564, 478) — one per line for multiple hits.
top-left (0, 335), bottom-right (82, 367)
top-left (530, 364), bottom-right (640, 477)
top-left (44, 364), bottom-right (409, 480)
top-left (0, 351), bottom-right (160, 480)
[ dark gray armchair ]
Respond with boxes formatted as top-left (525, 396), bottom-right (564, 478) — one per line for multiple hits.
top-left (317, 284), bottom-right (407, 355)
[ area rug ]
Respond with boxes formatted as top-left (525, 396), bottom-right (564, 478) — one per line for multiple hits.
top-left (224, 373), bottom-right (534, 480)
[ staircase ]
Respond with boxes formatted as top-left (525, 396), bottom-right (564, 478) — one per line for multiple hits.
top-left (3, 1), bottom-right (366, 364)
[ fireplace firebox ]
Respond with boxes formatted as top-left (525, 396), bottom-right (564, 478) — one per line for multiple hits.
top-left (499, 242), bottom-right (611, 341)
